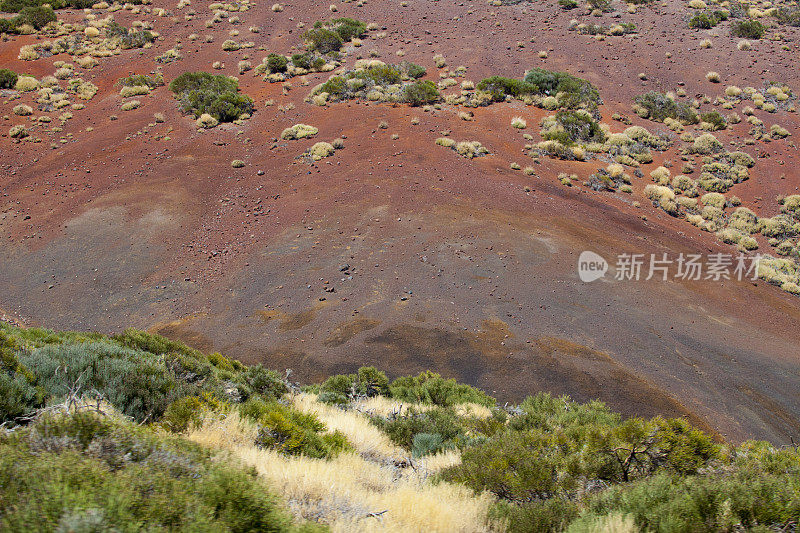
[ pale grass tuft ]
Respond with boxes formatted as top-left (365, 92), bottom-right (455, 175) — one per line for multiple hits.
top-left (352, 395), bottom-right (491, 420)
top-left (419, 448), bottom-right (462, 472)
top-left (15, 75), bottom-right (39, 92)
top-left (511, 116), bottom-right (527, 129)
top-left (576, 512), bottom-right (639, 533)
top-left (353, 395), bottom-right (432, 417)
top-left (187, 412), bottom-right (495, 533)
top-left (292, 394), bottom-right (405, 461)
top-left (453, 402), bottom-right (493, 419)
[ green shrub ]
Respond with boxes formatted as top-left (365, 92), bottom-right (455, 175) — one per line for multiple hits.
top-left (0, 0), bottom-right (38, 12)
top-left (441, 428), bottom-right (577, 501)
top-left (169, 72), bottom-right (254, 121)
top-left (509, 393), bottom-right (620, 432)
top-left (0, 326), bottom-right (287, 427)
top-left (524, 68), bottom-right (601, 110)
top-left (689, 12), bottom-right (717, 28)
top-left (588, 0), bottom-right (613, 11)
top-left (400, 60), bottom-right (426, 79)
top-left (291, 53), bottom-right (311, 69)
top-left (243, 364), bottom-right (288, 399)
top-left (542, 109), bottom-right (606, 145)
top-left (689, 10), bottom-right (727, 28)
top-left (476, 76), bottom-right (534, 102)
top-left (161, 395), bottom-right (205, 433)
top-left (267, 53), bottom-right (288, 73)
top-left (112, 328), bottom-right (194, 355)
top-left (313, 17), bottom-right (366, 42)
top-left (403, 80), bottom-right (440, 106)
top-left (581, 460), bottom-right (800, 533)
top-left (118, 73), bottom-right (163, 88)
top-left (246, 399), bottom-right (349, 458)
top-left (0, 371), bottom-right (45, 424)
top-left (701, 111), bottom-right (727, 130)
top-left (775, 5), bottom-right (800, 26)
top-left (18, 341), bottom-right (190, 423)
top-left (389, 370), bottom-right (494, 407)
top-left (0, 68), bottom-right (17, 89)
top-left (411, 432), bottom-right (448, 457)
top-left (0, 0), bottom-right (96, 11)
top-left (16, 4), bottom-right (55, 28)
top-left (559, 0), bottom-right (578, 9)
top-left (491, 499), bottom-right (579, 533)
top-left (316, 390), bottom-right (348, 405)
top-left (0, 411), bottom-right (306, 532)
top-left (732, 19), bottom-right (766, 39)
top-left (170, 71), bottom-right (237, 98)
top-left (319, 366), bottom-right (390, 402)
top-left (312, 63), bottom-right (425, 103)
top-left (107, 22), bottom-right (155, 48)
top-left (302, 27), bottom-right (343, 53)
top-left (372, 407), bottom-right (469, 452)
top-left (356, 63), bottom-right (402, 85)
top-left (319, 75), bottom-right (346, 96)
top-left (290, 52), bottom-right (324, 70)
top-left (634, 91), bottom-right (698, 123)
top-left (440, 393), bottom-right (720, 503)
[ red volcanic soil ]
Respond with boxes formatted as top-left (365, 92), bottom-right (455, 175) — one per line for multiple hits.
top-left (2, 0), bottom-right (800, 443)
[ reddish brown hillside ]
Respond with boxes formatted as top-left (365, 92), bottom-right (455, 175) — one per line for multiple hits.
top-left (2, 0), bottom-right (799, 443)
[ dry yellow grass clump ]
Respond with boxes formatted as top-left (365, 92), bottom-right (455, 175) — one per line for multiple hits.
top-left (292, 393), bottom-right (404, 461)
top-left (351, 395), bottom-right (492, 421)
top-left (353, 394), bottom-right (431, 417)
top-left (187, 409), bottom-right (495, 533)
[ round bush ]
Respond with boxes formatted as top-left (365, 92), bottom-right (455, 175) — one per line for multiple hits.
top-left (0, 68), bottom-right (18, 89)
top-left (403, 80), bottom-right (440, 106)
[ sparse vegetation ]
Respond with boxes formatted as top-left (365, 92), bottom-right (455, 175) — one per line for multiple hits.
top-left (106, 22), bottom-right (156, 49)
top-left (118, 73), bottom-right (164, 89)
top-left (0, 3), bottom-right (55, 32)
top-left (303, 17), bottom-right (366, 53)
top-left (310, 61), bottom-right (439, 105)
top-left (0, 411), bottom-right (310, 532)
top-left (474, 68), bottom-right (601, 112)
top-left (541, 109), bottom-right (606, 146)
top-left (4, 0), bottom-right (800, 526)
top-left (634, 91), bottom-right (699, 123)
top-left (775, 4), bottom-right (800, 26)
